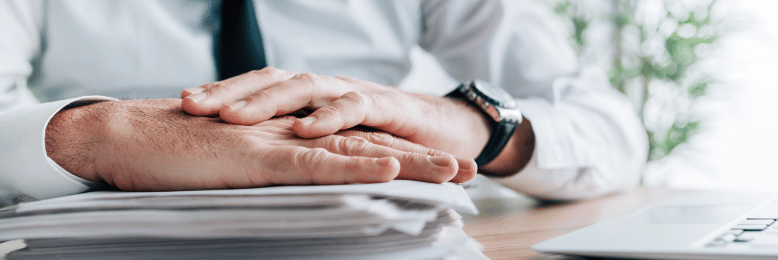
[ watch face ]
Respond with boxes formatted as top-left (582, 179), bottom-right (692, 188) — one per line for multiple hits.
top-left (471, 80), bottom-right (516, 109)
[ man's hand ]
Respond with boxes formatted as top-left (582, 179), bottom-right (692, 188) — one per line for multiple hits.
top-left (45, 99), bottom-right (476, 191)
top-left (180, 68), bottom-right (534, 175)
top-left (181, 68), bottom-right (494, 158)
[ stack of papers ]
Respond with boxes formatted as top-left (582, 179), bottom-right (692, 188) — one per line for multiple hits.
top-left (0, 180), bottom-right (486, 259)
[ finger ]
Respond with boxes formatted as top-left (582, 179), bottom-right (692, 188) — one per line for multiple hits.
top-left (450, 157), bottom-right (477, 183)
top-left (338, 130), bottom-right (443, 155)
top-left (338, 130), bottom-right (477, 183)
top-left (291, 91), bottom-right (372, 138)
top-left (180, 86), bottom-right (205, 99)
top-left (219, 72), bottom-right (347, 125)
top-left (310, 135), bottom-right (461, 184)
top-left (181, 67), bottom-right (296, 117)
top-left (258, 145), bottom-right (400, 185)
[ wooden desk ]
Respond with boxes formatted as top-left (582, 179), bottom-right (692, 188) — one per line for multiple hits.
top-left (463, 187), bottom-right (693, 260)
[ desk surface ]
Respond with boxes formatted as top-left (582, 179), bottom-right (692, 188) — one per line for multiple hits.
top-left (463, 186), bottom-right (692, 260)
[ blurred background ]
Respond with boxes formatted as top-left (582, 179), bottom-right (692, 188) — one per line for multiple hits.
top-left (401, 0), bottom-right (778, 193)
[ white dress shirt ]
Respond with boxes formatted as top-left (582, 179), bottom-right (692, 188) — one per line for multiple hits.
top-left (0, 0), bottom-right (647, 203)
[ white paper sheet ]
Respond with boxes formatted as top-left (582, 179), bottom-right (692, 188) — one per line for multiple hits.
top-left (0, 181), bottom-right (484, 259)
top-left (11, 180), bottom-right (478, 215)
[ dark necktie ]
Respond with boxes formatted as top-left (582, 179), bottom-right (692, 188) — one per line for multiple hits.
top-left (216, 0), bottom-right (267, 80)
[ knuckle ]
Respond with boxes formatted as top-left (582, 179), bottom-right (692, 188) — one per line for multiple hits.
top-left (426, 148), bottom-right (447, 157)
top-left (319, 135), bottom-right (342, 153)
top-left (294, 72), bottom-right (325, 88)
top-left (397, 152), bottom-right (416, 164)
top-left (254, 67), bottom-right (284, 79)
top-left (365, 132), bottom-right (394, 147)
top-left (337, 136), bottom-right (371, 155)
top-left (298, 148), bottom-right (329, 182)
top-left (342, 91), bottom-right (371, 107)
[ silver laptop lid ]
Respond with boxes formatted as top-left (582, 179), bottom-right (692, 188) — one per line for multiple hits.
top-left (533, 192), bottom-right (778, 260)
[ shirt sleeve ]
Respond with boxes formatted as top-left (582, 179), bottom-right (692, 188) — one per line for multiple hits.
top-left (0, 97), bottom-right (111, 204)
top-left (0, 1), bottom-right (106, 204)
top-left (420, 0), bottom-right (648, 200)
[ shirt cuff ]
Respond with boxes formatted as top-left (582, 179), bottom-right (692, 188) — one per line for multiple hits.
top-left (488, 98), bottom-right (592, 200)
top-left (514, 97), bottom-right (582, 169)
top-left (0, 96), bottom-right (114, 200)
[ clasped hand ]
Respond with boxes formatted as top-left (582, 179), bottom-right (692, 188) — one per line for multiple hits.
top-left (181, 67), bottom-right (492, 160)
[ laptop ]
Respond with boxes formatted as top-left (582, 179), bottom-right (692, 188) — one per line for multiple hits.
top-left (532, 191), bottom-right (778, 259)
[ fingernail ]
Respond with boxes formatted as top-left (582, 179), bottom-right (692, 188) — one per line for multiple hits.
top-left (187, 91), bottom-right (208, 103)
top-left (375, 157), bottom-right (393, 166)
top-left (455, 157), bottom-right (477, 170)
top-left (429, 156), bottom-right (453, 167)
top-left (185, 87), bottom-right (205, 95)
top-left (299, 116), bottom-right (316, 125)
top-left (228, 100), bottom-right (247, 110)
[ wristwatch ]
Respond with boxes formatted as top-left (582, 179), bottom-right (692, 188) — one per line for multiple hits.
top-left (446, 80), bottom-right (522, 166)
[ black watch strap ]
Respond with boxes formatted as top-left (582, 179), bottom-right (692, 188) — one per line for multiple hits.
top-left (475, 118), bottom-right (519, 166)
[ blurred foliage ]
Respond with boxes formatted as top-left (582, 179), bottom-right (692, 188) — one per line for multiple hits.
top-left (553, 1), bottom-right (589, 50)
top-left (552, 0), bottom-right (721, 161)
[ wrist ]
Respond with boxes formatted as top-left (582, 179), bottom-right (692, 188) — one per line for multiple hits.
top-left (398, 92), bottom-right (491, 159)
top-left (445, 80), bottom-right (522, 166)
top-left (479, 117), bottom-right (535, 177)
top-left (45, 101), bottom-right (112, 183)
top-left (445, 96), bottom-right (493, 158)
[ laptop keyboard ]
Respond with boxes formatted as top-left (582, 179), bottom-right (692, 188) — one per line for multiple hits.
top-left (706, 202), bottom-right (778, 248)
